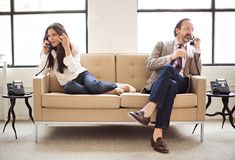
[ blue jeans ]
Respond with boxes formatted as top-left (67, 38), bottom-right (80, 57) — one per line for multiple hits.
top-left (149, 64), bottom-right (188, 129)
top-left (64, 71), bottom-right (117, 94)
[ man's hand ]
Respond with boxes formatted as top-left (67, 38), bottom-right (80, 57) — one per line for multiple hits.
top-left (170, 48), bottom-right (187, 60)
top-left (191, 37), bottom-right (201, 50)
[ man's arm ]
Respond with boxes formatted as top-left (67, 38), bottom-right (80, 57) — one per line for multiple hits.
top-left (191, 51), bottom-right (202, 75)
top-left (146, 41), bottom-right (172, 71)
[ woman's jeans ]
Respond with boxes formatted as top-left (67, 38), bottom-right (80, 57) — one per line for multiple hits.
top-left (149, 64), bottom-right (188, 129)
top-left (64, 71), bottom-right (117, 94)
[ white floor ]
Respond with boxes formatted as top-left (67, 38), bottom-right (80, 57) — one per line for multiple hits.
top-left (0, 119), bottom-right (234, 160)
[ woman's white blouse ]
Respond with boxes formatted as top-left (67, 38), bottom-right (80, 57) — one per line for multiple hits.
top-left (39, 48), bottom-right (86, 86)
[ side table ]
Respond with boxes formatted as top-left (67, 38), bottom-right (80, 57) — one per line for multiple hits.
top-left (2, 94), bottom-right (35, 139)
top-left (192, 91), bottom-right (235, 133)
top-left (206, 91), bottom-right (235, 128)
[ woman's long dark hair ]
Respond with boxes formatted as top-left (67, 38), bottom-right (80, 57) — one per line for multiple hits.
top-left (43, 23), bottom-right (72, 73)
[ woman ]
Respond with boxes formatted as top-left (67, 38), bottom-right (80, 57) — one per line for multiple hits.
top-left (39, 23), bottom-right (135, 95)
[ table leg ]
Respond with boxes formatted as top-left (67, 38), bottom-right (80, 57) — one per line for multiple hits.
top-left (206, 95), bottom-right (227, 118)
top-left (221, 107), bottom-right (226, 129)
top-left (222, 97), bottom-right (235, 128)
top-left (206, 96), bottom-right (212, 109)
top-left (231, 105), bottom-right (235, 114)
top-left (10, 98), bottom-right (17, 139)
top-left (25, 97), bottom-right (35, 123)
top-left (3, 102), bottom-right (12, 133)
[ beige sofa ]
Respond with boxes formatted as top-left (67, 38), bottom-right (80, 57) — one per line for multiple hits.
top-left (33, 53), bottom-right (206, 142)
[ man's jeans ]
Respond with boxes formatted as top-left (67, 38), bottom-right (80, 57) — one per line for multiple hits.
top-left (149, 64), bottom-right (188, 129)
top-left (64, 71), bottom-right (117, 94)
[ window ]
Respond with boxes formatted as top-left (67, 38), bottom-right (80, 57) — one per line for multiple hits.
top-left (0, 0), bottom-right (10, 12)
top-left (138, 0), bottom-right (211, 9)
top-left (138, 0), bottom-right (235, 65)
top-left (0, 16), bottom-right (12, 64)
top-left (15, 0), bottom-right (85, 11)
top-left (0, 0), bottom-right (87, 66)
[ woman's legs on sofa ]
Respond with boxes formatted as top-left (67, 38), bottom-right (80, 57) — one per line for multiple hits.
top-left (64, 71), bottom-right (136, 95)
top-left (82, 71), bottom-right (136, 94)
top-left (64, 71), bottom-right (117, 94)
top-left (82, 71), bottom-right (121, 94)
top-left (64, 81), bottom-right (90, 94)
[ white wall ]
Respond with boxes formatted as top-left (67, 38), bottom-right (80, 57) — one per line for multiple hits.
top-left (0, 0), bottom-right (234, 120)
top-left (88, 0), bottom-right (137, 53)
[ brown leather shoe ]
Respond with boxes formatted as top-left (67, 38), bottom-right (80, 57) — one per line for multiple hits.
top-left (151, 137), bottom-right (169, 153)
top-left (128, 110), bottom-right (150, 126)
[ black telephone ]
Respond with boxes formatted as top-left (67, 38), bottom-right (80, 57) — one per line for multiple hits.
top-left (210, 78), bottom-right (230, 94)
top-left (7, 80), bottom-right (25, 95)
top-left (47, 43), bottom-right (53, 52)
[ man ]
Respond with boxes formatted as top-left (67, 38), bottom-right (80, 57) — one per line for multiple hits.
top-left (128, 18), bottom-right (201, 153)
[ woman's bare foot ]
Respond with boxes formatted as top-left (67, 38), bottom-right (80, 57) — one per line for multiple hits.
top-left (104, 88), bottom-right (124, 95)
top-left (116, 83), bottom-right (136, 92)
top-left (114, 88), bottom-right (124, 95)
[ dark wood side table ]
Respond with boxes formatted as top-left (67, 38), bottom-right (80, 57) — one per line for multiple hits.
top-left (192, 91), bottom-right (235, 133)
top-left (206, 91), bottom-right (235, 128)
top-left (2, 94), bottom-right (35, 139)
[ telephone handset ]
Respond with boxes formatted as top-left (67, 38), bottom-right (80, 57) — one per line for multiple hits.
top-left (190, 36), bottom-right (196, 45)
top-left (47, 43), bottom-right (53, 52)
top-left (45, 37), bottom-right (53, 52)
top-left (210, 78), bottom-right (230, 94)
top-left (35, 40), bottom-right (53, 76)
top-left (190, 40), bottom-right (194, 45)
top-left (7, 80), bottom-right (25, 95)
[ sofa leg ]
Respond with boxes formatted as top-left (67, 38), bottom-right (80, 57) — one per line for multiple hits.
top-left (35, 123), bottom-right (38, 143)
top-left (200, 123), bottom-right (204, 142)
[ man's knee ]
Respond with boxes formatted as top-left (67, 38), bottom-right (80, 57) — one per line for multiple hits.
top-left (169, 80), bottom-right (178, 94)
top-left (162, 64), bottom-right (175, 72)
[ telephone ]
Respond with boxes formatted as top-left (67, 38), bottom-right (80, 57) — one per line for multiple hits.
top-left (210, 78), bottom-right (230, 94)
top-left (7, 80), bottom-right (25, 95)
top-left (47, 43), bottom-right (53, 52)
top-left (190, 39), bottom-right (195, 45)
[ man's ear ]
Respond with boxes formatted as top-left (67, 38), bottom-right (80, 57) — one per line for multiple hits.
top-left (175, 28), bottom-right (180, 35)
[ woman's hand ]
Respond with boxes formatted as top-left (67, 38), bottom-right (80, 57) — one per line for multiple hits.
top-left (42, 40), bottom-right (50, 54)
top-left (59, 33), bottom-right (71, 56)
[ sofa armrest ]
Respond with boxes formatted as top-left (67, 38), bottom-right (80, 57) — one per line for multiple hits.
top-left (33, 74), bottom-right (49, 121)
top-left (190, 75), bottom-right (206, 121)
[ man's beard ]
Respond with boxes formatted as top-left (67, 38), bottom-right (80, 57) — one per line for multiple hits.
top-left (183, 35), bottom-right (192, 43)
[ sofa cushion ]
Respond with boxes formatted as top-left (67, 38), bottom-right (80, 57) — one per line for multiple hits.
top-left (120, 93), bottom-right (197, 109)
top-left (80, 53), bottom-right (116, 82)
top-left (116, 53), bottom-right (150, 92)
top-left (42, 93), bottom-right (120, 109)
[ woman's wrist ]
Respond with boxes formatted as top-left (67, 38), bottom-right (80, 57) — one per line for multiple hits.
top-left (64, 47), bottom-right (72, 56)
